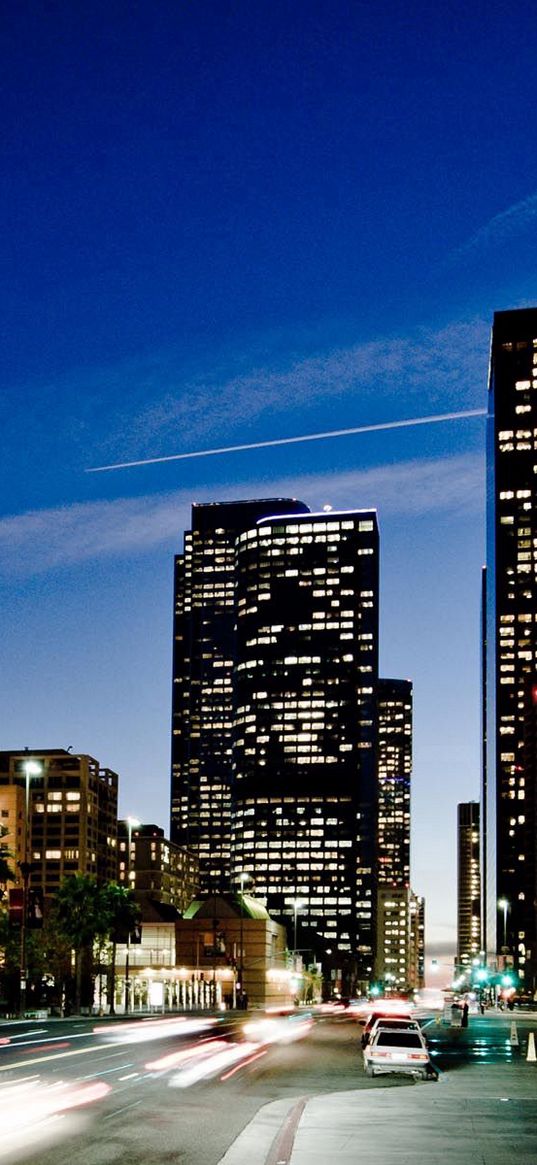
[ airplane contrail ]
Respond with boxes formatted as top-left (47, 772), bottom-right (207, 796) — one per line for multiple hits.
top-left (87, 408), bottom-right (487, 473)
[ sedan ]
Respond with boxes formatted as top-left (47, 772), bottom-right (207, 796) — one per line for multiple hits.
top-left (361, 1016), bottom-right (422, 1049)
top-left (363, 1026), bottom-right (436, 1080)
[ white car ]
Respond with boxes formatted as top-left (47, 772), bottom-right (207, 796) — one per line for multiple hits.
top-left (363, 1025), bottom-right (435, 1079)
top-left (362, 1015), bottom-right (422, 1049)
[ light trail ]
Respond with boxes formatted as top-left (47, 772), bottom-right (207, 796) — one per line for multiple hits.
top-left (0, 1045), bottom-right (129, 1073)
top-left (86, 408), bottom-right (486, 473)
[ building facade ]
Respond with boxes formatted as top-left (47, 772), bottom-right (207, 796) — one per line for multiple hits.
top-left (409, 892), bottom-right (425, 990)
top-left (0, 750), bottom-right (118, 899)
top-left (377, 678), bottom-right (412, 888)
top-left (117, 820), bottom-right (199, 916)
top-left (171, 499), bottom-right (308, 892)
top-left (171, 500), bottom-right (382, 981)
top-left (457, 801), bottom-right (481, 967)
top-left (231, 508), bottom-right (379, 979)
top-left (482, 308), bottom-right (537, 987)
top-left (373, 888), bottom-right (425, 994)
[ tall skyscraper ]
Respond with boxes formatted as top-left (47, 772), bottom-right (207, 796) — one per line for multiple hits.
top-left (483, 307), bottom-right (537, 988)
top-left (231, 508), bottom-right (379, 974)
top-left (457, 801), bottom-right (481, 967)
top-left (170, 499), bottom-right (309, 891)
top-left (374, 679), bottom-right (414, 990)
top-left (377, 678), bottom-right (412, 888)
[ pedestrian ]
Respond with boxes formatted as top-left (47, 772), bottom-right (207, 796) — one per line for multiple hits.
top-left (462, 1000), bottom-right (469, 1028)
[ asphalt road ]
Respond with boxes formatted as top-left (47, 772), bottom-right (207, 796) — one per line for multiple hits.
top-left (0, 1009), bottom-right (536, 1165)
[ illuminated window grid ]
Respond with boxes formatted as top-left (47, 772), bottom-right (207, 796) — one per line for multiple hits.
top-left (232, 510), bottom-right (378, 968)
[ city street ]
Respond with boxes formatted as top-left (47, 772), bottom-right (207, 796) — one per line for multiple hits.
top-left (0, 1010), bottom-right (536, 1164)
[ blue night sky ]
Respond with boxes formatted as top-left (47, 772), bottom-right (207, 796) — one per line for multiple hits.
top-left (2, 1), bottom-right (537, 961)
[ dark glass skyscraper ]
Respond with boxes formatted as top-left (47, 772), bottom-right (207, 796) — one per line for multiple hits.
top-left (231, 508), bottom-right (379, 974)
top-left (457, 801), bottom-right (481, 967)
top-left (483, 308), bottom-right (537, 988)
top-left (170, 499), bottom-right (308, 890)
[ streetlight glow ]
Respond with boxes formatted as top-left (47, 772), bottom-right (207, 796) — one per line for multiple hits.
top-left (290, 899), bottom-right (305, 966)
top-left (498, 898), bottom-right (509, 951)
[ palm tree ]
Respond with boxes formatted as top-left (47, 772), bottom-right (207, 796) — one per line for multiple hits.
top-left (102, 882), bottom-right (141, 1015)
top-left (53, 875), bottom-right (112, 1013)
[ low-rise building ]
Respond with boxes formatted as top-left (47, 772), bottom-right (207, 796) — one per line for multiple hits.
top-left (109, 893), bottom-right (294, 1012)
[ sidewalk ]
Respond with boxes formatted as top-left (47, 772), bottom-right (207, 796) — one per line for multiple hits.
top-left (218, 1049), bottom-right (537, 1165)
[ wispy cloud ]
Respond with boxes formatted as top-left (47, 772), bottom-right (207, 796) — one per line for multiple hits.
top-left (0, 452), bottom-right (483, 577)
top-left (453, 191), bottom-right (537, 260)
top-left (2, 316), bottom-right (490, 485)
top-left (115, 319), bottom-right (488, 457)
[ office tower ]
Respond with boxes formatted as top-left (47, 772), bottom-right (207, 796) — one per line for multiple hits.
top-left (409, 892), bottom-right (425, 989)
top-left (375, 887), bottom-right (414, 991)
top-left (457, 801), bottom-right (481, 967)
top-left (377, 678), bottom-right (412, 887)
top-left (117, 821), bottom-right (199, 916)
top-left (374, 678), bottom-right (413, 989)
top-left (483, 307), bottom-right (537, 988)
top-left (374, 887), bottom-right (425, 994)
top-left (171, 499), bottom-right (309, 892)
top-left (0, 750), bottom-right (118, 899)
top-left (230, 508), bottom-right (379, 977)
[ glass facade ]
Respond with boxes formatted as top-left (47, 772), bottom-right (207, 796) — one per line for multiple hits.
top-left (170, 499), bottom-right (309, 891)
top-left (457, 801), bottom-right (481, 966)
top-left (231, 509), bottom-right (379, 975)
top-left (483, 308), bottom-right (537, 986)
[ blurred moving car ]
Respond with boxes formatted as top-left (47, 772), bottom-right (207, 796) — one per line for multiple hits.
top-left (361, 1015), bottom-right (422, 1049)
top-left (363, 1026), bottom-right (436, 1080)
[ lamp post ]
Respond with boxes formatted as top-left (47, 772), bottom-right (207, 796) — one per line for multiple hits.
top-left (124, 816), bottom-right (140, 1015)
top-left (291, 899), bottom-right (304, 970)
top-left (19, 759), bottom-right (41, 1017)
top-left (498, 898), bottom-right (509, 952)
top-left (237, 872), bottom-right (248, 1009)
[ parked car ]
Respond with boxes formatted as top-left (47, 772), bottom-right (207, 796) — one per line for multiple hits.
top-left (359, 1007), bottom-right (414, 1046)
top-left (363, 1026), bottom-right (436, 1080)
top-left (361, 1015), bottom-right (422, 1049)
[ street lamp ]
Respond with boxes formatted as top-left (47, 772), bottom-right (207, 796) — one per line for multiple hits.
top-left (237, 872), bottom-right (249, 1009)
top-left (19, 759), bottom-right (42, 1016)
top-left (291, 899), bottom-right (304, 968)
top-left (124, 816), bottom-right (140, 1015)
top-left (498, 898), bottom-right (509, 951)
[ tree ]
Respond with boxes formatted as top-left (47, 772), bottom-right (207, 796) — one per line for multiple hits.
top-left (101, 883), bottom-right (141, 1015)
top-left (0, 826), bottom-right (15, 900)
top-left (53, 875), bottom-right (112, 1013)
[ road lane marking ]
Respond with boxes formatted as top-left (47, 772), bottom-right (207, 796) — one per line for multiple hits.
top-left (8, 1029), bottom-right (47, 1040)
top-left (102, 1100), bottom-right (142, 1120)
top-left (0, 1046), bottom-right (132, 1072)
top-left (0, 1032), bottom-right (94, 1050)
